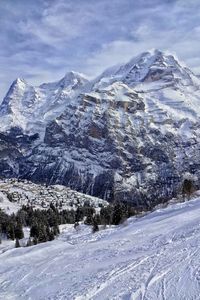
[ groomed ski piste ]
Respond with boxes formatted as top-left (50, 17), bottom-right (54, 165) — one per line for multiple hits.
top-left (1, 196), bottom-right (200, 300)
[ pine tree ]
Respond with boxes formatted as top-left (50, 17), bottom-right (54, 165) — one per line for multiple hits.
top-left (52, 224), bottom-right (60, 236)
top-left (75, 207), bottom-right (82, 223)
top-left (30, 224), bottom-right (39, 238)
top-left (38, 225), bottom-right (48, 243)
top-left (84, 214), bottom-right (93, 225)
top-left (182, 179), bottom-right (194, 199)
top-left (50, 202), bottom-right (57, 212)
top-left (15, 238), bottom-right (20, 248)
top-left (84, 207), bottom-right (95, 225)
top-left (7, 223), bottom-right (15, 240)
top-left (15, 222), bottom-right (24, 239)
top-left (92, 216), bottom-right (99, 233)
top-left (48, 230), bottom-right (55, 241)
top-left (112, 202), bottom-right (125, 225)
top-left (33, 236), bottom-right (38, 245)
top-left (100, 206), bottom-right (112, 225)
top-left (74, 222), bottom-right (80, 231)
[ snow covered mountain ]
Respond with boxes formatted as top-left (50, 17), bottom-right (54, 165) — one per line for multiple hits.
top-left (0, 49), bottom-right (200, 206)
top-left (0, 71), bottom-right (88, 137)
top-left (1, 195), bottom-right (200, 299)
top-left (96, 49), bottom-right (199, 87)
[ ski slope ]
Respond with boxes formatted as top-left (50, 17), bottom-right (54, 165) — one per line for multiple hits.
top-left (1, 198), bottom-right (200, 299)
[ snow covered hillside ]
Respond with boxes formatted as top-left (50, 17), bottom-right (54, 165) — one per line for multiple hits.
top-left (1, 197), bottom-right (200, 299)
top-left (0, 179), bottom-right (108, 215)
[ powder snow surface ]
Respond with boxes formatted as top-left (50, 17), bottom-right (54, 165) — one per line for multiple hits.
top-left (1, 198), bottom-right (200, 299)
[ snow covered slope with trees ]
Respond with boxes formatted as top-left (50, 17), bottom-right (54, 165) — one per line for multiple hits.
top-left (1, 197), bottom-right (200, 299)
top-left (0, 179), bottom-right (108, 215)
top-left (0, 49), bottom-right (200, 206)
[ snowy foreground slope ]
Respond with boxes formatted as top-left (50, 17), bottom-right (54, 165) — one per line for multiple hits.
top-left (1, 198), bottom-right (200, 299)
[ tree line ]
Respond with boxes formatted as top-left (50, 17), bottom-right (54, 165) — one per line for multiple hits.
top-left (0, 178), bottom-right (195, 247)
top-left (0, 201), bottom-right (139, 246)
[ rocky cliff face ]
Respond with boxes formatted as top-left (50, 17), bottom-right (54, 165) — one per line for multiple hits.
top-left (0, 50), bottom-right (200, 207)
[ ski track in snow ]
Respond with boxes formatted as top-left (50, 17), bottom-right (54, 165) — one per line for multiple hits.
top-left (1, 198), bottom-right (200, 299)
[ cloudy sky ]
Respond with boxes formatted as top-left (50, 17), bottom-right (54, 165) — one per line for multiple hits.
top-left (0, 0), bottom-right (200, 99)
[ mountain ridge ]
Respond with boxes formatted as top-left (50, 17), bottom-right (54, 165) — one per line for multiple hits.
top-left (0, 49), bottom-right (200, 206)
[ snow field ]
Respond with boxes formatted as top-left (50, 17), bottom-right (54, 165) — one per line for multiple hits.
top-left (1, 197), bottom-right (200, 299)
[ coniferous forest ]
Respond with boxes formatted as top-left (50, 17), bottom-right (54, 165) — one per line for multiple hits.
top-left (0, 201), bottom-right (138, 246)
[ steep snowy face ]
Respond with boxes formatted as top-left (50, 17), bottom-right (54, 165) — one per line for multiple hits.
top-left (0, 72), bottom-right (88, 136)
top-left (94, 50), bottom-right (200, 125)
top-left (0, 50), bottom-right (200, 206)
top-left (18, 79), bottom-right (200, 204)
top-left (0, 78), bottom-right (27, 115)
top-left (95, 49), bottom-right (200, 90)
top-left (119, 50), bottom-right (195, 86)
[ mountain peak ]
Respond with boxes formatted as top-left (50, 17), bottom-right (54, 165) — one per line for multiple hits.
top-left (0, 78), bottom-right (28, 116)
top-left (15, 77), bottom-right (26, 84)
top-left (11, 78), bottom-right (28, 89)
top-left (63, 71), bottom-right (87, 79)
top-left (58, 71), bottom-right (88, 89)
top-left (3, 77), bottom-right (27, 102)
top-left (140, 48), bottom-right (171, 57)
top-left (39, 71), bottom-right (88, 90)
top-left (94, 49), bottom-right (196, 90)
top-left (134, 48), bottom-right (178, 60)
top-left (117, 49), bottom-right (179, 75)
